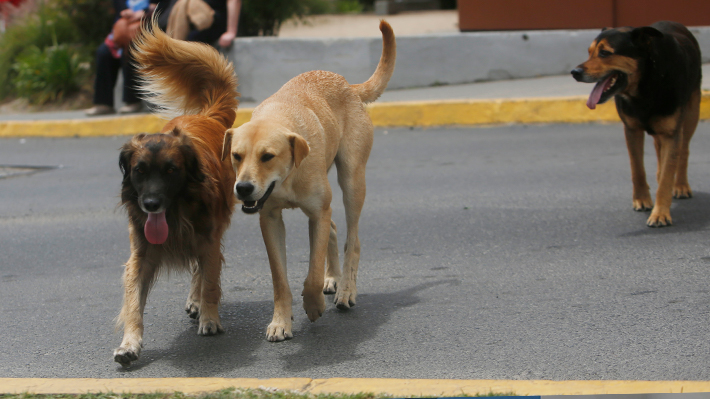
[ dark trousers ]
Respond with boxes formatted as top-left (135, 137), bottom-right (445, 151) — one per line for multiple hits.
top-left (92, 42), bottom-right (140, 107)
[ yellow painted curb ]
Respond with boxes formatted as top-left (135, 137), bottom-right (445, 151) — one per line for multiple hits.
top-left (2, 378), bottom-right (710, 396)
top-left (0, 109), bottom-right (254, 138)
top-left (1, 92), bottom-right (709, 138)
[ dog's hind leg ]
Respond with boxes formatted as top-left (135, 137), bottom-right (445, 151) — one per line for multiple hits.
top-left (196, 241), bottom-right (224, 335)
top-left (333, 151), bottom-right (370, 310)
top-left (185, 263), bottom-right (202, 319)
top-left (674, 89), bottom-right (700, 199)
top-left (114, 252), bottom-right (159, 368)
top-left (303, 203), bottom-right (330, 321)
top-left (323, 219), bottom-right (341, 295)
top-left (261, 208), bottom-right (294, 341)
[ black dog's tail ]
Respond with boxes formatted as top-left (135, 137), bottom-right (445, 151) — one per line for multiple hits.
top-left (130, 17), bottom-right (239, 128)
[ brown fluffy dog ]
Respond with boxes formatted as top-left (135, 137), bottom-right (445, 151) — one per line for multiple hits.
top-left (221, 21), bottom-right (395, 342)
top-left (114, 20), bottom-right (238, 367)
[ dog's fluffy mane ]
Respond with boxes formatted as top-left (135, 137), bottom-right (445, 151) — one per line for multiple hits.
top-left (130, 17), bottom-right (239, 126)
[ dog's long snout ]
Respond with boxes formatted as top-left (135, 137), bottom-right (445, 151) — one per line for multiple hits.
top-left (571, 67), bottom-right (585, 81)
top-left (142, 197), bottom-right (162, 212)
top-left (236, 182), bottom-right (254, 198)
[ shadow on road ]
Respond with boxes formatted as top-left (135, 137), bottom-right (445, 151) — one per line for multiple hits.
top-left (618, 191), bottom-right (710, 237)
top-left (281, 279), bottom-right (460, 372)
top-left (118, 300), bottom-right (274, 374)
top-left (116, 280), bottom-right (459, 374)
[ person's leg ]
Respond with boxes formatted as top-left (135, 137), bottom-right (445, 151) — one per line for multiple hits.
top-left (87, 42), bottom-right (120, 115)
top-left (119, 51), bottom-right (143, 113)
top-left (186, 12), bottom-right (227, 44)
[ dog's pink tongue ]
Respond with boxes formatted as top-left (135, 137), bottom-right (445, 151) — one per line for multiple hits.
top-left (144, 211), bottom-right (168, 245)
top-left (587, 76), bottom-right (612, 110)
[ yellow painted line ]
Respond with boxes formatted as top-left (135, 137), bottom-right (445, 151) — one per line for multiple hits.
top-left (2, 378), bottom-right (710, 396)
top-left (0, 108), bottom-right (254, 138)
top-left (1, 92), bottom-right (709, 138)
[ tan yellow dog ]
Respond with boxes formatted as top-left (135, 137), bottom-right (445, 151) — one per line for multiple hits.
top-left (221, 20), bottom-right (396, 342)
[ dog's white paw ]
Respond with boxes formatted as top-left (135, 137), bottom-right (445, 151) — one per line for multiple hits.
top-left (323, 277), bottom-right (338, 294)
top-left (185, 301), bottom-right (200, 319)
top-left (113, 345), bottom-right (141, 368)
top-left (334, 285), bottom-right (357, 310)
top-left (198, 317), bottom-right (224, 336)
top-left (266, 320), bottom-right (293, 342)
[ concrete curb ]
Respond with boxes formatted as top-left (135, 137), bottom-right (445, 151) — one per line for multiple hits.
top-left (229, 27), bottom-right (710, 102)
top-left (3, 377), bottom-right (710, 395)
top-left (2, 93), bottom-right (710, 138)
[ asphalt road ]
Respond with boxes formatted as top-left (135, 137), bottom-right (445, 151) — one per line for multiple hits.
top-left (1, 123), bottom-right (710, 380)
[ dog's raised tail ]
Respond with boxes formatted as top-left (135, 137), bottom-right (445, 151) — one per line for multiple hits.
top-left (130, 17), bottom-right (239, 128)
top-left (351, 20), bottom-right (396, 104)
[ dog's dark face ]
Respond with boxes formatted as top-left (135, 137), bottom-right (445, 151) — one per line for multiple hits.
top-left (119, 129), bottom-right (203, 244)
top-left (571, 26), bottom-right (662, 109)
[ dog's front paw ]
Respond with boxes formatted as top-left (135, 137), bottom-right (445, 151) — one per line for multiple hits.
top-left (334, 284), bottom-right (357, 310)
top-left (673, 184), bottom-right (693, 199)
top-left (114, 345), bottom-right (141, 368)
top-left (198, 316), bottom-right (224, 336)
top-left (266, 320), bottom-right (293, 342)
top-left (323, 277), bottom-right (338, 295)
top-left (632, 197), bottom-right (653, 212)
top-left (185, 301), bottom-right (200, 319)
top-left (302, 290), bottom-right (325, 322)
top-left (647, 209), bottom-right (672, 227)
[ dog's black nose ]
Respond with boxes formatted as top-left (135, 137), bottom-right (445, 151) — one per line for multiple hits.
top-left (143, 197), bottom-right (162, 212)
top-left (236, 182), bottom-right (254, 198)
top-left (571, 67), bottom-right (584, 80)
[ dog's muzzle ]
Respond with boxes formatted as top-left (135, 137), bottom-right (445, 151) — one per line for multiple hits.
top-left (240, 181), bottom-right (276, 214)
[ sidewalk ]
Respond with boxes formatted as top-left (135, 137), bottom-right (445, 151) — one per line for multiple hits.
top-left (0, 10), bottom-right (709, 135)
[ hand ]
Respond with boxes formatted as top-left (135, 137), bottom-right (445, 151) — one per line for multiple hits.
top-left (218, 31), bottom-right (236, 48)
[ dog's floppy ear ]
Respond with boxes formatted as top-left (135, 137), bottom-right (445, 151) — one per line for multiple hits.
top-left (172, 128), bottom-right (205, 183)
top-left (119, 133), bottom-right (145, 181)
top-left (631, 26), bottom-right (663, 47)
top-left (288, 133), bottom-right (310, 168)
top-left (601, 27), bottom-right (611, 32)
top-left (221, 129), bottom-right (234, 161)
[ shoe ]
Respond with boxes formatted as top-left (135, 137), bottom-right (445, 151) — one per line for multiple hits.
top-left (118, 102), bottom-right (142, 114)
top-left (85, 105), bottom-right (115, 116)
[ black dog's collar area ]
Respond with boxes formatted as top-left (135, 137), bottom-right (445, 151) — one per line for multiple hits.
top-left (242, 181), bottom-right (276, 214)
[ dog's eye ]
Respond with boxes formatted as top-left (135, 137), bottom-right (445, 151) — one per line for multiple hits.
top-left (135, 166), bottom-right (145, 174)
top-left (233, 153), bottom-right (242, 162)
top-left (261, 153), bottom-right (275, 163)
top-left (166, 167), bottom-right (175, 174)
top-left (599, 50), bottom-right (612, 58)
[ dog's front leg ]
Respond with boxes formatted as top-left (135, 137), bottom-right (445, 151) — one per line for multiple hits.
top-left (624, 125), bottom-right (652, 211)
top-left (303, 206), bottom-right (330, 322)
top-left (648, 132), bottom-right (681, 227)
top-left (261, 209), bottom-right (293, 341)
top-left (197, 240), bottom-right (224, 335)
top-left (114, 252), bottom-right (158, 367)
top-left (185, 263), bottom-right (202, 319)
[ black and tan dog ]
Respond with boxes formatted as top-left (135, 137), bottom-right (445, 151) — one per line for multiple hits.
top-left (114, 20), bottom-right (238, 367)
top-left (571, 21), bottom-right (701, 227)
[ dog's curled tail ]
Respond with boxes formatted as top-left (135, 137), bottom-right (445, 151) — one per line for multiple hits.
top-left (351, 20), bottom-right (396, 104)
top-left (130, 17), bottom-right (239, 128)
